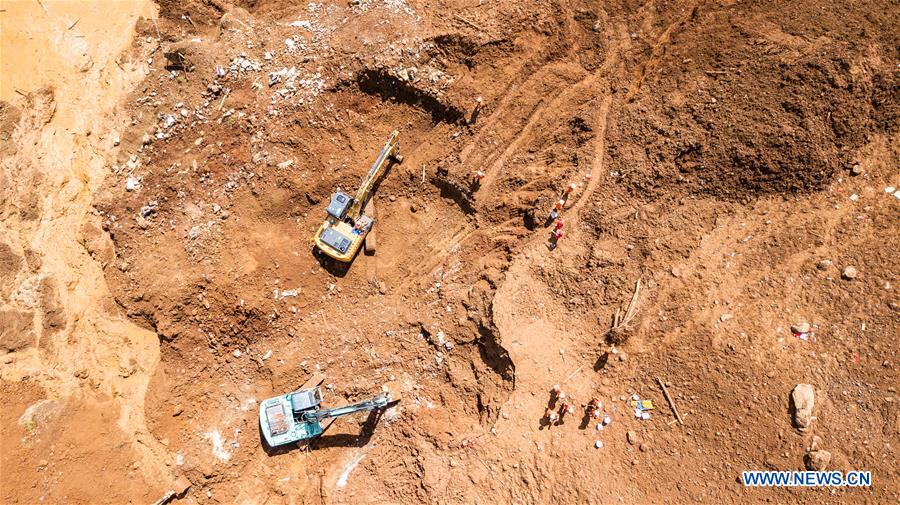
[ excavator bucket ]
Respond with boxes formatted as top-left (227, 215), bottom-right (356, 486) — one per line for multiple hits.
top-left (363, 199), bottom-right (377, 255)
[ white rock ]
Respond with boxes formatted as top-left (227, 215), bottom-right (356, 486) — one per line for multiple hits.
top-left (841, 266), bottom-right (858, 280)
top-left (125, 176), bottom-right (140, 191)
top-left (792, 383), bottom-right (815, 431)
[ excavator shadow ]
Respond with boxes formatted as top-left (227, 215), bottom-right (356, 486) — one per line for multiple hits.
top-left (313, 246), bottom-right (353, 278)
top-left (312, 398), bottom-right (400, 450)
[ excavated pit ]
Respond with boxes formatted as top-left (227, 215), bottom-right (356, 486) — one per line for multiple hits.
top-left (348, 69), bottom-right (467, 125)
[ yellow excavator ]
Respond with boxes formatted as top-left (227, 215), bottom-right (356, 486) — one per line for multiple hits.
top-left (313, 131), bottom-right (402, 262)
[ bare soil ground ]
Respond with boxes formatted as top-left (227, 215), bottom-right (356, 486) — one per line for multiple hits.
top-left (1, 0), bottom-right (898, 503)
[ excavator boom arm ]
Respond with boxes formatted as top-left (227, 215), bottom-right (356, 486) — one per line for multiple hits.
top-left (348, 131), bottom-right (399, 218)
top-left (304, 394), bottom-right (391, 422)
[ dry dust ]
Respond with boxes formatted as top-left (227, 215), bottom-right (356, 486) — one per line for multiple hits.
top-left (1, 0), bottom-right (898, 504)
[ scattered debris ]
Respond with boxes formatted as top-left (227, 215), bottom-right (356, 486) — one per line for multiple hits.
top-left (139, 200), bottom-right (158, 218)
top-left (656, 377), bottom-right (683, 425)
top-left (630, 393), bottom-right (654, 420)
top-left (790, 322), bottom-right (817, 342)
top-left (604, 279), bottom-right (642, 343)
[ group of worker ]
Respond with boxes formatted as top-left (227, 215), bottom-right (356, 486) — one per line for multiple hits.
top-left (544, 384), bottom-right (607, 426)
top-left (544, 384), bottom-right (573, 424)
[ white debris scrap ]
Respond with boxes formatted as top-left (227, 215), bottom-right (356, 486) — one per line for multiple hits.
top-left (125, 176), bottom-right (141, 191)
top-left (230, 55), bottom-right (262, 73)
top-left (204, 430), bottom-right (232, 462)
top-left (336, 451), bottom-right (367, 490)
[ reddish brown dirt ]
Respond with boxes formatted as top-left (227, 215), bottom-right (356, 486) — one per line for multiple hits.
top-left (0, 381), bottom-right (157, 504)
top-left (3, 0), bottom-right (898, 503)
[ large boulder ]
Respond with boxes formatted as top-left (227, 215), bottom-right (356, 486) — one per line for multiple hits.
top-left (805, 450), bottom-right (832, 471)
top-left (792, 383), bottom-right (816, 431)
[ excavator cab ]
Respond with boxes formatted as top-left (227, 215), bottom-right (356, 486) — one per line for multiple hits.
top-left (313, 131), bottom-right (402, 262)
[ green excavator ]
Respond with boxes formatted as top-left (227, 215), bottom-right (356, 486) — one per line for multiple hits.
top-left (259, 374), bottom-right (392, 447)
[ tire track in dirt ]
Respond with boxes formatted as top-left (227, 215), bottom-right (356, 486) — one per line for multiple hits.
top-left (474, 66), bottom-right (589, 198)
top-left (624, 0), bottom-right (699, 102)
top-left (401, 27), bottom-right (629, 284)
top-left (400, 70), bottom-right (596, 285)
top-left (568, 93), bottom-right (612, 233)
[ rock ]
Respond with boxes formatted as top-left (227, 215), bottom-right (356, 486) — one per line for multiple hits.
top-left (791, 322), bottom-right (811, 334)
top-left (841, 266), bottom-right (857, 280)
top-left (0, 309), bottom-right (35, 352)
top-left (410, 204), bottom-right (417, 213)
top-left (816, 259), bottom-right (832, 270)
top-left (592, 20), bottom-right (602, 32)
top-left (136, 216), bottom-right (150, 229)
top-left (389, 195), bottom-right (396, 202)
top-left (220, 210), bottom-right (230, 220)
top-left (173, 476), bottom-right (192, 495)
top-left (141, 133), bottom-right (152, 145)
top-left (639, 443), bottom-right (649, 452)
top-left (805, 450), bottom-right (831, 471)
top-left (626, 431), bottom-right (638, 445)
top-left (125, 176), bottom-right (140, 191)
top-left (720, 313), bottom-right (733, 322)
top-left (791, 384), bottom-right (815, 431)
